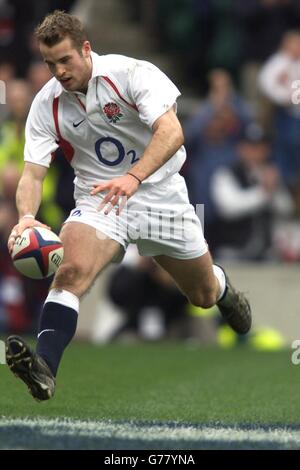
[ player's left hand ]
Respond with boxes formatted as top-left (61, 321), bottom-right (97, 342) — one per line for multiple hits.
top-left (90, 174), bottom-right (140, 215)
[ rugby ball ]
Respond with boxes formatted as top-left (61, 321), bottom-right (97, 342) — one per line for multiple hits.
top-left (11, 227), bottom-right (64, 279)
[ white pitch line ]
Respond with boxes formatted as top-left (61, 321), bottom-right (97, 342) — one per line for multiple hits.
top-left (0, 418), bottom-right (299, 448)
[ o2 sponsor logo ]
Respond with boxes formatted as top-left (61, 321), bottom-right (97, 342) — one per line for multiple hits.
top-left (95, 137), bottom-right (139, 167)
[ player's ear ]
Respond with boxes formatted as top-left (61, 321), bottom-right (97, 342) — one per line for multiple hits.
top-left (82, 41), bottom-right (91, 58)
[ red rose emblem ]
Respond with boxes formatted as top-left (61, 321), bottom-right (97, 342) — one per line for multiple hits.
top-left (103, 102), bottom-right (123, 123)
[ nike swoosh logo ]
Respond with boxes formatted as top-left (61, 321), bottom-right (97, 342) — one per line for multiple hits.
top-left (37, 329), bottom-right (55, 339)
top-left (73, 119), bottom-right (85, 128)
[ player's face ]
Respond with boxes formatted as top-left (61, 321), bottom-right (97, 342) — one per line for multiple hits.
top-left (40, 37), bottom-right (92, 93)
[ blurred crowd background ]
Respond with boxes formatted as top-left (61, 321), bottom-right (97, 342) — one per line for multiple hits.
top-left (0, 0), bottom-right (299, 348)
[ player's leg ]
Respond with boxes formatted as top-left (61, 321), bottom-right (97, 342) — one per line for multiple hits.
top-left (6, 222), bottom-right (122, 401)
top-left (154, 251), bottom-right (219, 307)
top-left (51, 221), bottom-right (122, 297)
top-left (135, 172), bottom-right (251, 336)
top-left (154, 252), bottom-right (251, 335)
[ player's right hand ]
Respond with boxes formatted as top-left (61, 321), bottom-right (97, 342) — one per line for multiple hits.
top-left (7, 217), bottom-right (51, 254)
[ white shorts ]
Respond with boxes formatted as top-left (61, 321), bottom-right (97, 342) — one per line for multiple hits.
top-left (65, 173), bottom-right (208, 260)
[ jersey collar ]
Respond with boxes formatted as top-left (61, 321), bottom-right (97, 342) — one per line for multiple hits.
top-left (91, 51), bottom-right (102, 79)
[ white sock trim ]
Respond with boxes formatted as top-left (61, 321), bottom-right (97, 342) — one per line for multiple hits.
top-left (213, 265), bottom-right (227, 302)
top-left (45, 288), bottom-right (79, 313)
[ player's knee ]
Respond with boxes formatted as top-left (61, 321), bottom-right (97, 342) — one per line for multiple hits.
top-left (53, 263), bottom-right (85, 289)
top-left (189, 289), bottom-right (217, 309)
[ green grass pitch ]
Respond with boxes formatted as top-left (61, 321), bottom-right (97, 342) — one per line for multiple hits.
top-left (0, 341), bottom-right (300, 449)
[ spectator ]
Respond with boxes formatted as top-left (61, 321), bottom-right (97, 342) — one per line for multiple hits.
top-left (207, 126), bottom-right (293, 260)
top-left (0, 79), bottom-right (32, 178)
top-left (259, 30), bottom-right (300, 209)
top-left (184, 69), bottom-right (254, 218)
top-left (27, 61), bottom-right (52, 94)
top-left (236, 0), bottom-right (300, 64)
top-left (0, 0), bottom-right (78, 77)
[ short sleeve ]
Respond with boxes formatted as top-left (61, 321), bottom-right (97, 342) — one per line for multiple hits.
top-left (128, 60), bottom-right (181, 128)
top-left (24, 94), bottom-right (59, 168)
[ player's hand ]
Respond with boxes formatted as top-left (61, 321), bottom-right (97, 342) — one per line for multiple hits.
top-left (90, 174), bottom-right (141, 215)
top-left (7, 217), bottom-right (51, 254)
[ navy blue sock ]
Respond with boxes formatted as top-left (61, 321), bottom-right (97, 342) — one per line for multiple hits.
top-left (36, 302), bottom-right (78, 376)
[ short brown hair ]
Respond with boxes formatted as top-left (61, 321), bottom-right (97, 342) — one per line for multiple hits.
top-left (34, 10), bottom-right (88, 52)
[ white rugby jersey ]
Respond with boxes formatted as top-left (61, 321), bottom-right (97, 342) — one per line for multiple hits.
top-left (24, 52), bottom-right (186, 189)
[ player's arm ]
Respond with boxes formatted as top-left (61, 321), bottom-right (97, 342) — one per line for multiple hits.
top-left (8, 162), bottom-right (50, 252)
top-left (17, 162), bottom-right (47, 218)
top-left (127, 107), bottom-right (184, 182)
top-left (91, 108), bottom-right (184, 214)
